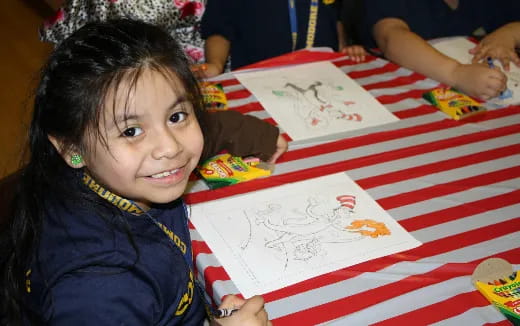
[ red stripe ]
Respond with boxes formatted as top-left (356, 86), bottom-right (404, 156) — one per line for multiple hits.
top-left (347, 62), bottom-right (401, 79)
top-left (377, 88), bottom-right (439, 104)
top-left (357, 143), bottom-right (520, 189)
top-left (203, 266), bottom-right (231, 301)
top-left (218, 78), bottom-right (240, 87)
top-left (400, 189), bottom-right (520, 232)
top-left (230, 101), bottom-right (265, 114)
top-left (378, 165), bottom-right (520, 210)
top-left (226, 89), bottom-right (253, 100)
top-left (374, 292), bottom-right (491, 326)
top-left (392, 104), bottom-right (438, 119)
top-left (185, 122), bottom-right (520, 205)
top-left (363, 72), bottom-right (427, 91)
top-left (332, 56), bottom-right (378, 69)
top-left (373, 248), bottom-right (520, 326)
top-left (192, 240), bottom-right (212, 255)
top-left (271, 243), bottom-right (520, 325)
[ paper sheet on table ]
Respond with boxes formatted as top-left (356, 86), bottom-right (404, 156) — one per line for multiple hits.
top-left (189, 172), bottom-right (421, 298)
top-left (234, 61), bottom-right (399, 141)
top-left (432, 37), bottom-right (520, 105)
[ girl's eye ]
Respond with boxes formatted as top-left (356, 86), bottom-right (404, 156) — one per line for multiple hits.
top-left (122, 126), bottom-right (143, 137)
top-left (170, 111), bottom-right (188, 123)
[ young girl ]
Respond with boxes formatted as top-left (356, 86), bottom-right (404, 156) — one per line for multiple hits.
top-left (1, 19), bottom-right (280, 325)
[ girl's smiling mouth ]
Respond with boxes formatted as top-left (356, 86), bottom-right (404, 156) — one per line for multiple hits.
top-left (150, 168), bottom-right (181, 179)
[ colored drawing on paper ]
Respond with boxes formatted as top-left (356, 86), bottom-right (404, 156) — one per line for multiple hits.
top-left (235, 61), bottom-right (399, 141)
top-left (189, 173), bottom-right (421, 297)
top-left (271, 80), bottom-right (362, 129)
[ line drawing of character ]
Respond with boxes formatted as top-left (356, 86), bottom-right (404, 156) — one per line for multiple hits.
top-left (247, 196), bottom-right (391, 269)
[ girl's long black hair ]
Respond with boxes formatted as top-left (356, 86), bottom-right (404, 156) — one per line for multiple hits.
top-left (0, 19), bottom-right (206, 325)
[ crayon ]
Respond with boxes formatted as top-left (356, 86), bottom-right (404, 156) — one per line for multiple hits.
top-left (216, 308), bottom-right (239, 318)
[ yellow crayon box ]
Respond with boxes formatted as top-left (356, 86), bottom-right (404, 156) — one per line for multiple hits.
top-left (423, 87), bottom-right (486, 120)
top-left (472, 258), bottom-right (520, 325)
top-left (197, 153), bottom-right (272, 189)
top-left (200, 82), bottom-right (228, 112)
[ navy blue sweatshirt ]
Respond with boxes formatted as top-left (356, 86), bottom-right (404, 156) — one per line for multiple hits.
top-left (24, 174), bottom-right (206, 325)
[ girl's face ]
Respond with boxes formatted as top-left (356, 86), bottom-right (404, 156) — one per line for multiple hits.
top-left (83, 69), bottom-right (204, 210)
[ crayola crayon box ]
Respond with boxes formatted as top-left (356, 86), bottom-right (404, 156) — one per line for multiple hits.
top-left (200, 82), bottom-right (228, 112)
top-left (197, 153), bottom-right (272, 189)
top-left (472, 258), bottom-right (520, 325)
top-left (423, 87), bottom-right (486, 120)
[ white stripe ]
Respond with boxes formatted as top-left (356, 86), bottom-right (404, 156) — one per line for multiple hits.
top-left (347, 133), bottom-right (520, 181)
top-left (389, 178), bottom-right (520, 221)
top-left (369, 79), bottom-right (440, 97)
top-left (368, 154), bottom-right (520, 200)
top-left (430, 306), bottom-right (507, 326)
top-left (356, 67), bottom-right (414, 86)
top-left (411, 206), bottom-right (519, 243)
top-left (337, 58), bottom-right (389, 74)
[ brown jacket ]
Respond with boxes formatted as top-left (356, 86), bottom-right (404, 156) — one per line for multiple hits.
top-left (201, 110), bottom-right (280, 162)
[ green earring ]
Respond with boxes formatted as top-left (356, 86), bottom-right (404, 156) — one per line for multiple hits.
top-left (70, 154), bottom-right (83, 166)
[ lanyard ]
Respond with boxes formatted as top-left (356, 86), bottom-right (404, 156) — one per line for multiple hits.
top-left (287, 0), bottom-right (320, 51)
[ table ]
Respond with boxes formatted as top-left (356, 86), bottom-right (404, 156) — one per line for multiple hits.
top-left (185, 51), bottom-right (520, 325)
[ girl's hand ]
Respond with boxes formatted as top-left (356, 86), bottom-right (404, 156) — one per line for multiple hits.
top-left (451, 62), bottom-right (507, 100)
top-left (340, 45), bottom-right (367, 63)
top-left (212, 295), bottom-right (272, 326)
top-left (190, 63), bottom-right (222, 79)
top-left (268, 135), bottom-right (288, 164)
top-left (469, 28), bottom-right (520, 71)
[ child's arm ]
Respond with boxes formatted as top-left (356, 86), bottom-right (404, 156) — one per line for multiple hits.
top-left (194, 35), bottom-right (230, 78)
top-left (200, 110), bottom-right (288, 163)
top-left (341, 45), bottom-right (367, 62)
top-left (337, 19), bottom-right (366, 62)
top-left (470, 22), bottom-right (520, 71)
top-left (211, 295), bottom-right (272, 326)
top-left (374, 17), bottom-right (507, 100)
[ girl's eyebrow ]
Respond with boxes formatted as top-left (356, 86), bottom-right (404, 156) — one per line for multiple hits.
top-left (111, 94), bottom-right (189, 125)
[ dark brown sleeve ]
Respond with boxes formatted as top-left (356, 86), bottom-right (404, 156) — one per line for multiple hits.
top-left (200, 110), bottom-right (280, 162)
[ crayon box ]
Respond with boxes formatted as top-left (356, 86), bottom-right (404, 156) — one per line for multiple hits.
top-left (423, 87), bottom-right (486, 120)
top-left (197, 153), bottom-right (272, 189)
top-left (472, 258), bottom-right (520, 325)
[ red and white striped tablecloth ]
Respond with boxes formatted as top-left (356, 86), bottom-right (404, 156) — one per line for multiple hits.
top-left (185, 53), bottom-right (520, 326)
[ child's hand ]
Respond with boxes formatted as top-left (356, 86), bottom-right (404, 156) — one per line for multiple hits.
top-left (268, 135), bottom-right (288, 164)
top-left (190, 63), bottom-right (222, 79)
top-left (340, 45), bottom-right (367, 62)
top-left (212, 295), bottom-right (272, 326)
top-left (469, 27), bottom-right (520, 71)
top-left (451, 63), bottom-right (507, 100)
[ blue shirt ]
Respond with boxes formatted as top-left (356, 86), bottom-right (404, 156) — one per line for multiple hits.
top-left (361, 0), bottom-right (520, 48)
top-left (24, 175), bottom-right (206, 325)
top-left (201, 0), bottom-right (341, 70)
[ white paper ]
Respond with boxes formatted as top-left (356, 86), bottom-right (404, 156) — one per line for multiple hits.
top-left (189, 173), bottom-right (422, 298)
top-left (234, 61), bottom-right (399, 141)
top-left (432, 37), bottom-right (520, 105)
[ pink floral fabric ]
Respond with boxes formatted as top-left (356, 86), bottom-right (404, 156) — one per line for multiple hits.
top-left (40, 0), bottom-right (206, 63)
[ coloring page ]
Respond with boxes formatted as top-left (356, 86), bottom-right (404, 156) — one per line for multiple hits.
top-left (234, 61), bottom-right (399, 141)
top-left (432, 37), bottom-right (520, 105)
top-left (189, 173), bottom-right (421, 297)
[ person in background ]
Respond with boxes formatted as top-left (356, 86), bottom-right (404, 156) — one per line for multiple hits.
top-left (196, 0), bottom-right (367, 78)
top-left (0, 19), bottom-right (283, 325)
top-left (360, 0), bottom-right (520, 100)
top-left (40, 0), bottom-right (207, 64)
